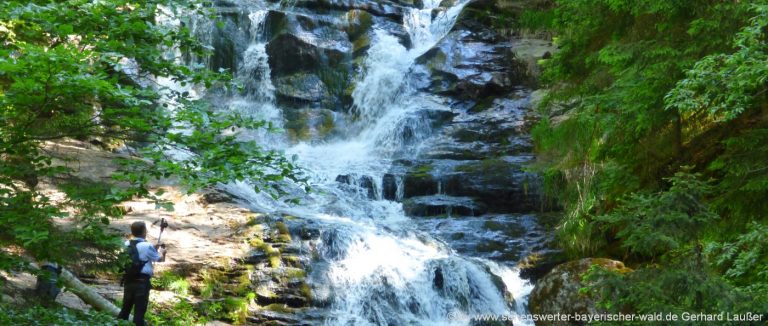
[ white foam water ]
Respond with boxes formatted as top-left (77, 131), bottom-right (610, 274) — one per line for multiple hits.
top-left (207, 0), bottom-right (537, 324)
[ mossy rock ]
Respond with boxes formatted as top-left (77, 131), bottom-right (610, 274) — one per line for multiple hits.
top-left (468, 96), bottom-right (496, 113)
top-left (476, 239), bottom-right (506, 253)
top-left (352, 34), bottom-right (372, 57)
top-left (262, 303), bottom-right (295, 314)
top-left (345, 9), bottom-right (374, 40)
top-left (274, 73), bottom-right (331, 104)
top-left (283, 267), bottom-right (306, 280)
top-left (455, 158), bottom-right (510, 175)
top-left (284, 108), bottom-right (339, 141)
top-left (450, 232), bottom-right (465, 240)
top-left (483, 220), bottom-right (526, 238)
top-left (528, 258), bottom-right (632, 326)
top-left (403, 164), bottom-right (438, 197)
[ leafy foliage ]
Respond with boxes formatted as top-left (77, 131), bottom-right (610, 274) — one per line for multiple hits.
top-left (152, 271), bottom-right (190, 296)
top-left (0, 304), bottom-right (130, 326)
top-left (706, 222), bottom-right (768, 301)
top-left (580, 175), bottom-right (764, 320)
top-left (593, 170), bottom-right (717, 259)
top-left (0, 0), bottom-right (304, 283)
top-left (529, 0), bottom-right (768, 315)
top-left (666, 3), bottom-right (768, 122)
top-left (584, 261), bottom-right (762, 325)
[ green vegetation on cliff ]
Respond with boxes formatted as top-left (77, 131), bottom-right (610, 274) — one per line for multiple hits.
top-left (529, 0), bottom-right (768, 317)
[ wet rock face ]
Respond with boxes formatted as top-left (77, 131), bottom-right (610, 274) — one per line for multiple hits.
top-left (443, 159), bottom-right (541, 212)
top-left (403, 195), bottom-right (488, 217)
top-left (382, 173), bottom-right (398, 200)
top-left (291, 0), bottom-right (410, 21)
top-left (275, 74), bottom-right (333, 106)
top-left (266, 26), bottom-right (352, 77)
top-left (416, 31), bottom-right (529, 99)
top-left (336, 174), bottom-right (377, 199)
top-left (391, 94), bottom-right (544, 214)
top-left (417, 214), bottom-right (554, 263)
top-left (528, 258), bottom-right (631, 325)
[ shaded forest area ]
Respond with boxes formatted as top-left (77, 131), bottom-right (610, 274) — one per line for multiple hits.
top-left (527, 0), bottom-right (768, 317)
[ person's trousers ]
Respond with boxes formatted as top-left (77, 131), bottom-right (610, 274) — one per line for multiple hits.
top-left (118, 277), bottom-right (151, 326)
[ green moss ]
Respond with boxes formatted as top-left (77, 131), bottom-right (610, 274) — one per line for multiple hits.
top-left (469, 96), bottom-right (495, 113)
top-left (284, 110), bottom-right (311, 141)
top-left (233, 267), bottom-right (253, 296)
top-left (317, 67), bottom-right (350, 101)
top-left (198, 269), bottom-right (227, 299)
top-left (425, 50), bottom-right (447, 72)
top-left (268, 255), bottom-right (282, 268)
top-left (282, 215), bottom-right (297, 221)
top-left (249, 236), bottom-right (264, 248)
top-left (456, 158), bottom-right (509, 174)
top-left (352, 35), bottom-right (371, 56)
top-left (257, 286), bottom-right (277, 299)
top-left (483, 220), bottom-right (506, 231)
top-left (345, 9), bottom-right (373, 39)
top-left (299, 282), bottom-right (312, 301)
top-left (283, 255), bottom-right (301, 268)
top-left (263, 303), bottom-right (293, 314)
top-left (275, 221), bottom-right (289, 235)
top-left (284, 267), bottom-right (305, 279)
top-left (277, 233), bottom-right (292, 243)
top-left (409, 164), bottom-right (434, 178)
top-left (222, 296), bottom-right (249, 324)
top-left (317, 111), bottom-right (335, 137)
top-left (246, 213), bottom-right (265, 226)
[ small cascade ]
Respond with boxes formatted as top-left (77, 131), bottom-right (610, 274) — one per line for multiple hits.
top-left (395, 175), bottom-right (405, 201)
top-left (221, 8), bottom-right (285, 146)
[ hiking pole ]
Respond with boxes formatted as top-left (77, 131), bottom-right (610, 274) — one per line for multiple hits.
top-left (156, 218), bottom-right (169, 248)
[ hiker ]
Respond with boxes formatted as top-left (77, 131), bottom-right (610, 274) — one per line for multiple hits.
top-left (118, 221), bottom-right (167, 326)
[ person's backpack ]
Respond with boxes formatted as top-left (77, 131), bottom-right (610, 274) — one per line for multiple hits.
top-left (121, 239), bottom-right (148, 285)
top-left (35, 263), bottom-right (62, 300)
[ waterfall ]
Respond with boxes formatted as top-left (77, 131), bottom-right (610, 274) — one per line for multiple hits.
top-left (203, 0), bottom-right (538, 325)
top-left (225, 9), bottom-right (286, 146)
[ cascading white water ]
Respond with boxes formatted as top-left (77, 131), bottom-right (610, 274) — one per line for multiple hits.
top-left (212, 1), bottom-right (537, 325)
top-left (287, 0), bottom-right (468, 178)
top-left (225, 9), bottom-right (286, 146)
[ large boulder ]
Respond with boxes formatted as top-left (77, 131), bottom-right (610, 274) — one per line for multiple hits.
top-left (274, 73), bottom-right (332, 106)
top-left (529, 258), bottom-right (631, 325)
top-left (266, 31), bottom-right (351, 77)
top-left (207, 7), bottom-right (253, 73)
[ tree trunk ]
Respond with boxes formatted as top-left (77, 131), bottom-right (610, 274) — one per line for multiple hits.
top-left (59, 268), bottom-right (121, 316)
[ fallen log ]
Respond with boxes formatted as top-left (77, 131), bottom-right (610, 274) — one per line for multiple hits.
top-left (59, 268), bottom-right (121, 316)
